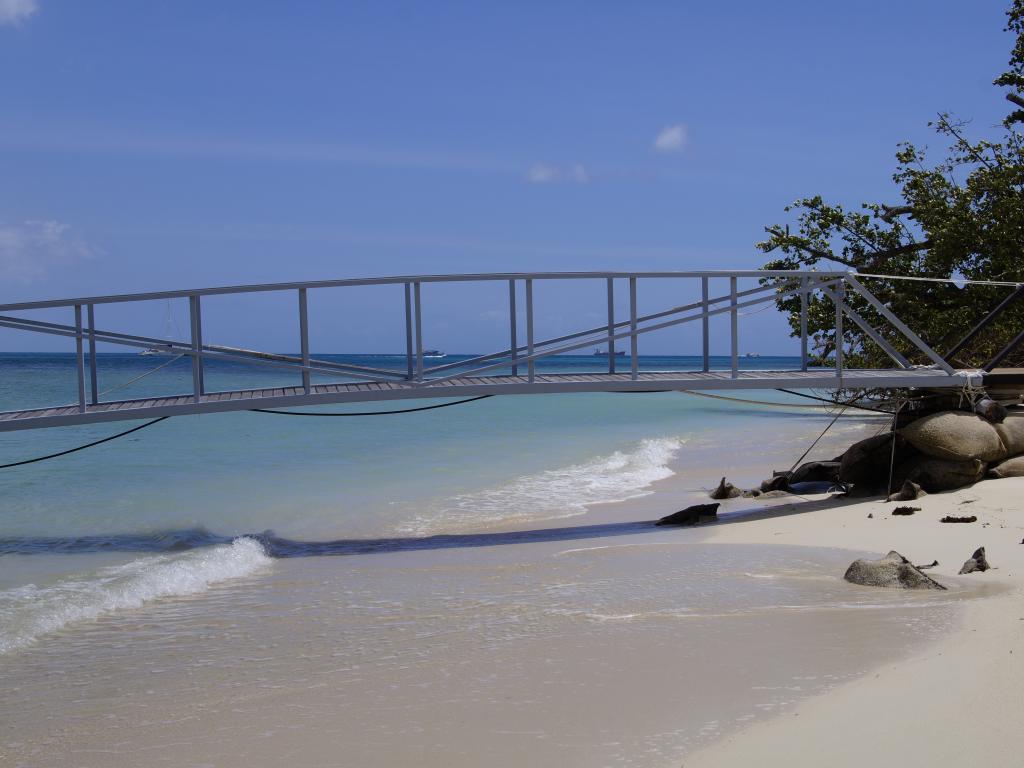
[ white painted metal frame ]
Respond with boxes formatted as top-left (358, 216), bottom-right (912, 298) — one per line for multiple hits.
top-left (0, 270), bottom-right (969, 432)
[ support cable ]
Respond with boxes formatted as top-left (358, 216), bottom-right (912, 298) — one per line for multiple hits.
top-left (0, 417), bottom-right (169, 469)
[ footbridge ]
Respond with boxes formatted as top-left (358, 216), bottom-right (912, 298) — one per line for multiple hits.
top-left (0, 270), bottom-right (1001, 433)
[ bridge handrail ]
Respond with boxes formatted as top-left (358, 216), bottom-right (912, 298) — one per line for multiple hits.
top-left (0, 270), bottom-right (850, 312)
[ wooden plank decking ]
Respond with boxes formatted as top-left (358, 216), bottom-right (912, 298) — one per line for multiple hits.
top-left (0, 368), bottom-right (981, 433)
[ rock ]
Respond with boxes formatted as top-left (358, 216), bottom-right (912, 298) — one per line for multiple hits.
top-left (709, 477), bottom-right (742, 500)
top-left (988, 454), bottom-right (1024, 479)
top-left (958, 546), bottom-right (991, 574)
top-left (790, 460), bottom-right (841, 485)
top-left (900, 411), bottom-right (1006, 463)
top-left (759, 490), bottom-right (791, 499)
top-left (655, 503), bottom-right (720, 526)
top-left (740, 489), bottom-right (763, 498)
top-left (940, 515), bottom-right (977, 523)
top-left (886, 479), bottom-right (927, 502)
top-left (891, 506), bottom-right (919, 515)
top-left (903, 457), bottom-right (986, 492)
top-left (867, 513), bottom-right (874, 518)
top-left (838, 432), bottom-right (919, 489)
top-left (975, 398), bottom-right (1008, 423)
top-left (916, 560), bottom-right (939, 570)
top-left (760, 474), bottom-right (791, 493)
top-left (994, 414), bottom-right (1024, 456)
top-left (843, 551), bottom-right (946, 590)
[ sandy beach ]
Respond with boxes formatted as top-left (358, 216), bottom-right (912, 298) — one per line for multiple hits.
top-left (688, 477), bottom-right (1024, 766)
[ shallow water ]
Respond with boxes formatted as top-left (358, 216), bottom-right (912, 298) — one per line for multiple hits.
top-left (1, 352), bottom-right (949, 766)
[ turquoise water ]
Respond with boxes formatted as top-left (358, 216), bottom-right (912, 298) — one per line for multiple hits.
top-left (0, 352), bottom-right (862, 653)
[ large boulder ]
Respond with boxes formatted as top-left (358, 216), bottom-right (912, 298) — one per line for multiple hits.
top-left (844, 551), bottom-right (946, 590)
top-left (900, 411), bottom-right (1006, 463)
top-left (902, 456), bottom-right (986, 492)
top-left (790, 460), bottom-right (841, 485)
top-left (994, 414), bottom-right (1024, 457)
top-left (988, 455), bottom-right (1024, 479)
top-left (838, 432), bottom-right (917, 489)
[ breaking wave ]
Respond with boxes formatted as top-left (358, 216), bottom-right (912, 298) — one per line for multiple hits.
top-left (401, 436), bottom-right (685, 535)
top-left (0, 537), bottom-right (270, 654)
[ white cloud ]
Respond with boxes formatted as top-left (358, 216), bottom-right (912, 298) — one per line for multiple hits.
top-left (0, 220), bottom-right (94, 282)
top-left (653, 124), bottom-right (688, 153)
top-left (525, 162), bottom-right (591, 185)
top-left (0, 0), bottom-right (38, 26)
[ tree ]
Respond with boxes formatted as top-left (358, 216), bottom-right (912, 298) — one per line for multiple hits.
top-left (760, 1), bottom-right (1024, 370)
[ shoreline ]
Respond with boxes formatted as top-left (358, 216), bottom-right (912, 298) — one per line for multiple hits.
top-left (686, 476), bottom-right (1024, 766)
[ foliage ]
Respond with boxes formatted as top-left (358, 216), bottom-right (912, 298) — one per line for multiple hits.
top-left (760, 1), bottom-right (1024, 369)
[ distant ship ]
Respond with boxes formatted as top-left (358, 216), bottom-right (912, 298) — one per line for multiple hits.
top-left (745, 352), bottom-right (762, 358)
top-left (423, 350), bottom-right (447, 359)
top-left (593, 348), bottom-right (626, 357)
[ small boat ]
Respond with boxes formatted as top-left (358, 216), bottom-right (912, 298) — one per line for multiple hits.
top-left (140, 344), bottom-right (176, 356)
top-left (140, 301), bottom-right (180, 356)
top-left (422, 350), bottom-right (447, 359)
top-left (593, 348), bottom-right (626, 357)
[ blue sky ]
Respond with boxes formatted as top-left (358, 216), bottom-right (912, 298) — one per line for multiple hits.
top-left (0, 0), bottom-right (1013, 354)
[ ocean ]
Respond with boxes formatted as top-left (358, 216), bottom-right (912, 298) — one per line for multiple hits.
top-left (0, 353), bottom-right (966, 766)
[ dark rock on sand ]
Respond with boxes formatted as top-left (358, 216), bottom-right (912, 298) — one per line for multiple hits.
top-left (887, 479), bottom-right (927, 502)
top-left (958, 546), bottom-right (991, 574)
top-left (940, 515), bottom-right (978, 523)
top-left (741, 489), bottom-right (763, 498)
top-left (891, 506), bottom-right (919, 515)
top-left (844, 551), bottom-right (946, 590)
top-left (709, 477), bottom-right (742, 500)
top-left (789, 460), bottom-right (841, 485)
top-left (760, 474), bottom-right (791, 493)
top-left (655, 503), bottom-right (720, 527)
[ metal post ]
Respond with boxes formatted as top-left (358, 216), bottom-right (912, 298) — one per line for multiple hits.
top-left (606, 277), bottom-right (616, 374)
top-left (701, 277), bottom-right (710, 373)
top-left (730, 276), bottom-right (738, 378)
top-left (800, 276), bottom-right (808, 371)
top-left (189, 294), bottom-right (204, 402)
top-left (835, 278), bottom-right (844, 378)
top-left (404, 283), bottom-right (414, 380)
top-left (509, 279), bottom-right (518, 376)
top-left (74, 304), bottom-right (86, 412)
top-left (629, 277), bottom-right (638, 380)
top-left (298, 288), bottom-right (311, 394)
top-left (526, 278), bottom-right (535, 383)
top-left (414, 282), bottom-right (424, 381)
top-left (87, 303), bottom-right (99, 405)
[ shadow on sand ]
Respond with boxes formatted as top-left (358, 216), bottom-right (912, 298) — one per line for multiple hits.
top-left (0, 494), bottom-right (869, 559)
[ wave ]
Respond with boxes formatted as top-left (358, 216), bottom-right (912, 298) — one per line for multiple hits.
top-left (400, 436), bottom-right (685, 535)
top-left (0, 537), bottom-right (270, 654)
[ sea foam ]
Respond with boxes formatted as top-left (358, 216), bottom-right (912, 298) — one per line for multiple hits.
top-left (402, 436), bottom-right (684, 534)
top-left (0, 537), bottom-right (270, 654)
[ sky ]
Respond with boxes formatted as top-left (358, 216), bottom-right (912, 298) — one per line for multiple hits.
top-left (0, 0), bottom-right (1015, 354)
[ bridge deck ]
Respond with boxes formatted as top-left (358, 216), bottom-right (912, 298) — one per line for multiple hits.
top-left (0, 368), bottom-right (975, 432)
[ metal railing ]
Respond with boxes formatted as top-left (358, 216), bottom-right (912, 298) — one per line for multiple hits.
top-left (0, 270), bottom-right (959, 414)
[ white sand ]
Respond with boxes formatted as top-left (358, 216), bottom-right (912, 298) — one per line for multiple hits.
top-left (687, 477), bottom-right (1024, 767)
